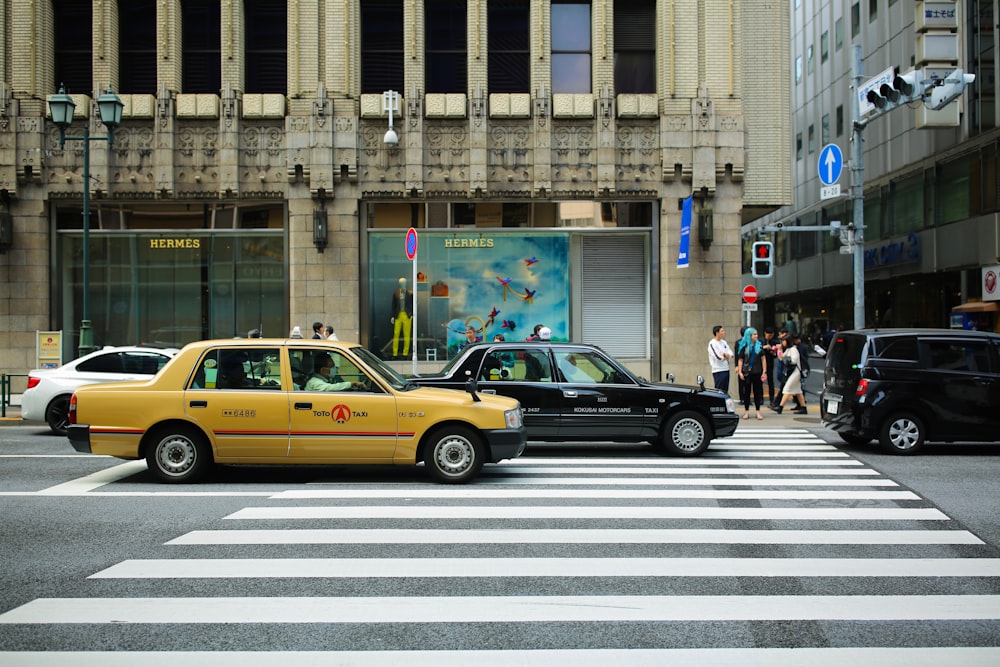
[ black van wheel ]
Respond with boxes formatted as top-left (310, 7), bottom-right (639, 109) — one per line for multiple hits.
top-left (878, 413), bottom-right (925, 455)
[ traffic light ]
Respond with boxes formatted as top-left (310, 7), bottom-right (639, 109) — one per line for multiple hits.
top-left (751, 241), bottom-right (774, 278)
top-left (866, 68), bottom-right (923, 112)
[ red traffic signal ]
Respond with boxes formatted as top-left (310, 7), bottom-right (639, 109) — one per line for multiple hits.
top-left (751, 241), bottom-right (774, 278)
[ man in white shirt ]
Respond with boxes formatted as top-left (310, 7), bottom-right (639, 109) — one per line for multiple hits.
top-left (708, 325), bottom-right (734, 392)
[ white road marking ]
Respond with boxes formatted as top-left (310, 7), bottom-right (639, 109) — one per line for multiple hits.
top-left (263, 489), bottom-right (919, 500)
top-left (4, 595), bottom-right (1000, 624)
top-left (503, 458), bottom-right (864, 466)
top-left (35, 460), bottom-right (149, 494)
top-left (225, 506), bottom-right (949, 521)
top-left (91, 557), bottom-right (1000, 580)
top-left (166, 528), bottom-right (983, 546)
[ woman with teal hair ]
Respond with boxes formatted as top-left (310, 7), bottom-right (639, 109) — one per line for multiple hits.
top-left (735, 327), bottom-right (769, 420)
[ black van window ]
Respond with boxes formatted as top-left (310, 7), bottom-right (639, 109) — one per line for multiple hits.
top-left (926, 341), bottom-right (991, 373)
top-left (827, 334), bottom-right (867, 377)
top-left (871, 336), bottom-right (919, 361)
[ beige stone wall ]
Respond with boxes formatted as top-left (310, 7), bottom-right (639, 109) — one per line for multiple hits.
top-left (0, 0), bottom-right (791, 389)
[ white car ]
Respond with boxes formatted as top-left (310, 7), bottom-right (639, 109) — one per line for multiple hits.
top-left (21, 346), bottom-right (178, 435)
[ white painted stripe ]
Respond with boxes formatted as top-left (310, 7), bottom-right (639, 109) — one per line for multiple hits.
top-left (225, 506), bottom-right (949, 521)
top-left (703, 451), bottom-right (849, 458)
top-left (91, 557), bottom-right (1000, 580)
top-left (3, 595), bottom-right (999, 624)
top-left (485, 465), bottom-right (871, 475)
top-left (264, 489), bottom-right (918, 500)
top-left (3, 648), bottom-right (999, 667)
top-left (0, 454), bottom-right (114, 458)
top-left (277, 479), bottom-right (901, 496)
top-left (708, 444), bottom-right (837, 449)
top-left (167, 528), bottom-right (983, 546)
top-left (503, 458), bottom-right (864, 466)
top-left (35, 460), bottom-right (148, 494)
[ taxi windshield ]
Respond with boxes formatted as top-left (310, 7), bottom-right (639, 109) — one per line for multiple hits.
top-left (353, 346), bottom-right (413, 390)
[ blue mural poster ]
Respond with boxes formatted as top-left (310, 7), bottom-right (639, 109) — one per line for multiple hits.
top-left (369, 232), bottom-right (570, 359)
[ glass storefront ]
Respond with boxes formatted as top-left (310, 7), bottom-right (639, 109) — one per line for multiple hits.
top-left (54, 203), bottom-right (286, 358)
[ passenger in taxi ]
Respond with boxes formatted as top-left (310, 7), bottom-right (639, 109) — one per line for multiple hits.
top-left (304, 352), bottom-right (366, 391)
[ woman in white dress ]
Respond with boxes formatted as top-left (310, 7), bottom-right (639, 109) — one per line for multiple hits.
top-left (774, 337), bottom-right (804, 414)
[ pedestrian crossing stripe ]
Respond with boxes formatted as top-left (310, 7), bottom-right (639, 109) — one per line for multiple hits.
top-left (262, 489), bottom-right (921, 500)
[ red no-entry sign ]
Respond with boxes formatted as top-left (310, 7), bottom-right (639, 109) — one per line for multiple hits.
top-left (405, 227), bottom-right (418, 260)
top-left (742, 285), bottom-right (758, 304)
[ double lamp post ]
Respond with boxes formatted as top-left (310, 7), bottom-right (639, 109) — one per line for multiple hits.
top-left (47, 85), bottom-right (124, 357)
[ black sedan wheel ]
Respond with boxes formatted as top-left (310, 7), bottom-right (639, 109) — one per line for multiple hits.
top-left (45, 395), bottom-right (71, 435)
top-left (661, 411), bottom-right (710, 457)
top-left (878, 412), bottom-right (925, 455)
top-left (424, 426), bottom-right (485, 484)
top-left (145, 425), bottom-right (213, 483)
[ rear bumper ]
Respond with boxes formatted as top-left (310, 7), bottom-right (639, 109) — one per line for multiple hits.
top-left (67, 424), bottom-right (92, 453)
top-left (484, 426), bottom-right (528, 461)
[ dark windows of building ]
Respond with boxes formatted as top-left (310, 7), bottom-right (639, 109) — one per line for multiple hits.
top-left (807, 45), bottom-right (814, 74)
top-left (119, 2), bottom-right (156, 94)
top-left (969, 0), bottom-right (997, 134)
top-left (614, 0), bottom-right (655, 94)
top-left (821, 31), bottom-right (829, 63)
top-left (488, 0), bottom-right (530, 93)
top-left (836, 105), bottom-right (844, 136)
top-left (937, 157), bottom-right (971, 226)
top-left (54, 0), bottom-right (92, 95)
top-left (891, 173), bottom-right (926, 235)
top-left (361, 1), bottom-right (404, 93)
top-left (796, 132), bottom-right (803, 161)
top-left (245, 0), bottom-right (287, 93)
top-left (835, 17), bottom-right (844, 50)
top-left (182, 1), bottom-right (221, 93)
top-left (552, 2), bottom-right (592, 94)
top-left (795, 56), bottom-right (802, 84)
top-left (426, 0), bottom-right (467, 93)
top-left (822, 114), bottom-right (830, 145)
top-left (851, 3), bottom-right (861, 38)
top-left (808, 124), bottom-right (815, 154)
top-left (868, 0), bottom-right (878, 23)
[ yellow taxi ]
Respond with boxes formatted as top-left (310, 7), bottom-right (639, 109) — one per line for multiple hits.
top-left (67, 339), bottom-right (526, 483)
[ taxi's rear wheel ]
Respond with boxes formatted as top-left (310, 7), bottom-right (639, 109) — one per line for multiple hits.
top-left (660, 411), bottom-right (710, 457)
top-left (424, 426), bottom-right (485, 484)
top-left (146, 425), bottom-right (212, 483)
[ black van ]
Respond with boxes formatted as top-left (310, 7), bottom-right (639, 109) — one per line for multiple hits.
top-left (820, 328), bottom-right (1000, 453)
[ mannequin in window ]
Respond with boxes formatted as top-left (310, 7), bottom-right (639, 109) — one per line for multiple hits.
top-left (390, 277), bottom-right (414, 358)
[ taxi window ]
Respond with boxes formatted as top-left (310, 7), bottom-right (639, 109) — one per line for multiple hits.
top-left (505, 348), bottom-right (552, 382)
top-left (190, 348), bottom-right (283, 390)
top-left (480, 350), bottom-right (516, 380)
top-left (299, 348), bottom-right (376, 392)
top-left (554, 351), bottom-right (604, 384)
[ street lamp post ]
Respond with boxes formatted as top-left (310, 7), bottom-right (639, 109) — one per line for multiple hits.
top-left (48, 85), bottom-right (124, 357)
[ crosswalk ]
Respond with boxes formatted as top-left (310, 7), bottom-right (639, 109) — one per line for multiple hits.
top-left (2, 428), bottom-right (1000, 665)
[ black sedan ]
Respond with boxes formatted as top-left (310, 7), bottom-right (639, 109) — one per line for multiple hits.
top-left (412, 341), bottom-right (739, 456)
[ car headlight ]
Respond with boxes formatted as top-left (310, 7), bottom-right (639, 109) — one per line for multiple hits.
top-left (725, 397), bottom-right (736, 413)
top-left (504, 407), bottom-right (523, 429)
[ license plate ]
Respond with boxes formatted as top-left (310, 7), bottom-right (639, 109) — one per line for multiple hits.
top-left (826, 399), bottom-right (839, 415)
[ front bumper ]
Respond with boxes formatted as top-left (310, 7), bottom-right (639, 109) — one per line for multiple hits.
top-left (713, 413), bottom-right (741, 438)
top-left (484, 426), bottom-right (528, 461)
top-left (67, 424), bottom-right (92, 453)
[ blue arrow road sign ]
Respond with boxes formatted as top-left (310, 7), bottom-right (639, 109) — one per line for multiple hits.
top-left (818, 144), bottom-right (844, 186)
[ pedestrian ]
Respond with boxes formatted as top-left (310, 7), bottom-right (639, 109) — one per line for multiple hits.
top-left (707, 325), bottom-right (734, 392)
top-left (325, 324), bottom-right (338, 341)
top-left (537, 326), bottom-right (551, 341)
top-left (773, 336), bottom-right (807, 414)
top-left (525, 324), bottom-right (544, 342)
top-left (761, 327), bottom-right (780, 406)
top-left (735, 327), bottom-right (768, 420)
top-left (312, 321), bottom-right (324, 339)
top-left (793, 333), bottom-right (811, 378)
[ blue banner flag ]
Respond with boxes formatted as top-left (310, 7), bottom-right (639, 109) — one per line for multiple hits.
top-left (677, 195), bottom-right (692, 268)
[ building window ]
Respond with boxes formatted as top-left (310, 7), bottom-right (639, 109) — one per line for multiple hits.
top-left (835, 18), bottom-right (844, 51)
top-left (796, 132), bottom-right (803, 161)
top-left (836, 105), bottom-right (844, 136)
top-left (54, 0), bottom-right (92, 95)
top-left (808, 125), bottom-right (815, 154)
top-left (807, 45), bottom-right (814, 74)
top-left (869, 0), bottom-right (878, 23)
top-left (795, 56), bottom-right (802, 84)
top-left (821, 31), bottom-right (829, 63)
top-left (361, 1), bottom-right (404, 93)
top-left (119, 3), bottom-right (156, 94)
top-left (489, 0), bottom-right (530, 93)
top-left (822, 114), bottom-right (830, 145)
top-left (552, 2), bottom-right (592, 94)
top-left (426, 0), bottom-right (467, 93)
top-left (245, 0), bottom-right (287, 93)
top-left (851, 3), bottom-right (861, 38)
top-left (182, 1), bottom-right (221, 93)
top-left (614, 0), bottom-right (655, 94)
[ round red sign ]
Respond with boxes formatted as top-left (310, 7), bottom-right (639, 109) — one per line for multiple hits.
top-left (742, 285), bottom-right (758, 304)
top-left (405, 227), bottom-right (418, 260)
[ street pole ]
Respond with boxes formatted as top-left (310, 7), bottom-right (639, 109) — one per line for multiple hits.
top-left (79, 126), bottom-right (93, 357)
top-left (851, 44), bottom-right (866, 330)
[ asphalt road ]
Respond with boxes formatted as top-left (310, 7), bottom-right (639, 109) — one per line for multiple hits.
top-left (1, 421), bottom-right (999, 665)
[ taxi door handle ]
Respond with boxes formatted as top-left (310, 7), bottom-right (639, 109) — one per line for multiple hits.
top-left (294, 402), bottom-right (313, 410)
top-left (481, 389), bottom-right (496, 394)
top-left (562, 390), bottom-right (578, 398)
top-left (189, 400), bottom-right (207, 408)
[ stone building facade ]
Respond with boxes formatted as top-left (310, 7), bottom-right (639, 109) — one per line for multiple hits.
top-left (0, 0), bottom-right (789, 385)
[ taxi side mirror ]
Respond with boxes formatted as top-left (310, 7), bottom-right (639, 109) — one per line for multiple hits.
top-left (465, 378), bottom-right (481, 402)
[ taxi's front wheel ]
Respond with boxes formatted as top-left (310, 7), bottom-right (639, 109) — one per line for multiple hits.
top-left (424, 425), bottom-right (485, 484)
top-left (660, 411), bottom-right (710, 457)
top-left (146, 425), bottom-right (213, 483)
